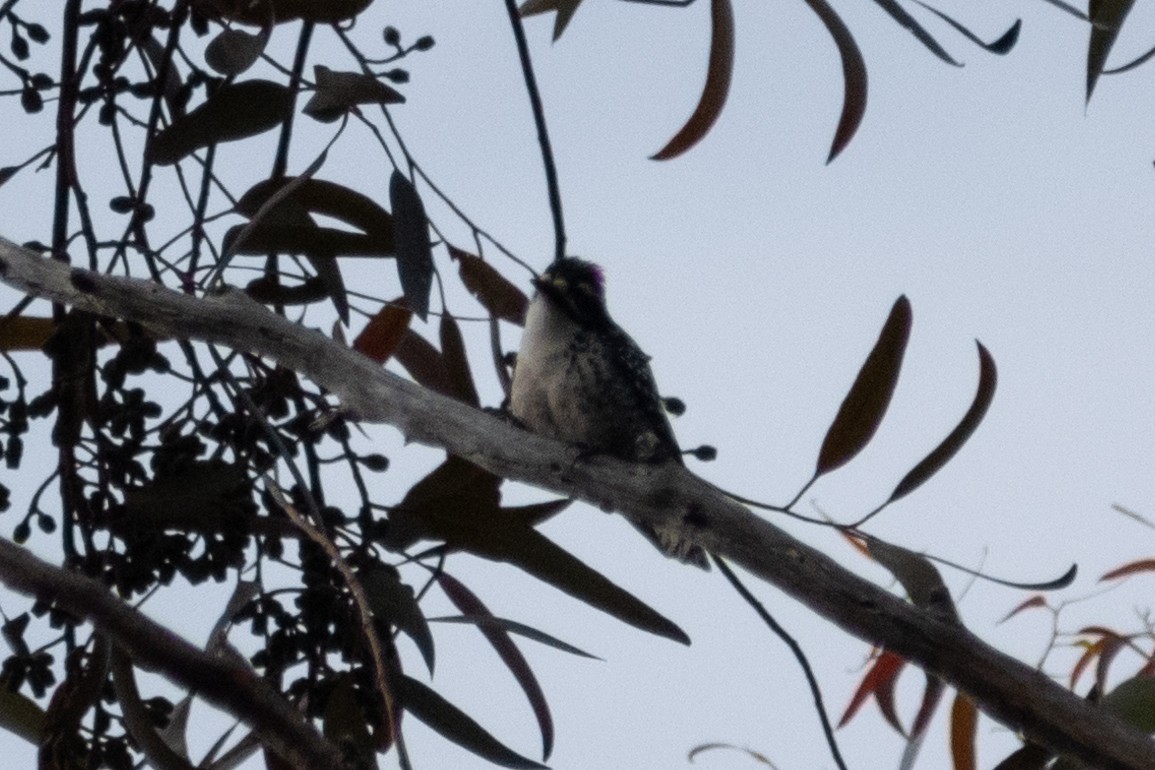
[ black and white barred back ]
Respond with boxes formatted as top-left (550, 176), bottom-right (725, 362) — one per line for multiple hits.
top-left (510, 258), bottom-right (708, 569)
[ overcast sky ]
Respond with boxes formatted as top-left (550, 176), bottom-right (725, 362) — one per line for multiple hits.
top-left (4, 1), bottom-right (1155, 768)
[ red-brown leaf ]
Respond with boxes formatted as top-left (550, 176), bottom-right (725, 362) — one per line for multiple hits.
top-left (950, 693), bottom-right (977, 770)
top-left (354, 302), bottom-right (412, 364)
top-left (801, 0), bottom-right (867, 162)
top-left (651, 0), bottom-right (735, 161)
top-left (449, 246), bottom-right (529, 325)
top-left (815, 296), bottom-right (911, 477)
top-left (888, 341), bottom-right (997, 502)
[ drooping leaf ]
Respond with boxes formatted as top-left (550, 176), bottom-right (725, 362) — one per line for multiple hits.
top-left (436, 572), bottom-right (556, 760)
top-left (651, 0), bottom-right (734, 161)
top-left (887, 341), bottom-right (996, 502)
top-left (449, 246), bottom-right (529, 325)
top-left (802, 0), bottom-right (868, 162)
top-left (1087, 0), bottom-right (1137, 102)
top-left (360, 564), bottom-right (435, 674)
top-left (354, 302), bottom-right (412, 364)
top-left (519, 0), bottom-right (585, 41)
top-left (322, 674), bottom-right (375, 768)
top-left (149, 80), bottom-right (293, 165)
top-left (839, 650), bottom-right (907, 733)
top-left (303, 66), bottom-right (405, 123)
top-left (428, 613), bottom-right (599, 660)
top-left (0, 684), bottom-right (44, 744)
top-left (1101, 41), bottom-right (1155, 75)
top-left (397, 676), bottom-right (548, 769)
top-left (119, 460), bottom-right (253, 534)
top-left (440, 315), bottom-right (480, 406)
top-left (392, 330), bottom-right (449, 392)
top-left (205, 26), bottom-right (270, 76)
top-left (950, 693), bottom-right (978, 770)
top-left (389, 171), bottom-right (434, 321)
top-left (903, 672), bottom-right (944, 769)
top-left (870, 0), bottom-right (962, 65)
top-left (386, 458), bottom-right (689, 644)
top-left (908, 1), bottom-right (1020, 55)
top-left (815, 295), bottom-right (911, 477)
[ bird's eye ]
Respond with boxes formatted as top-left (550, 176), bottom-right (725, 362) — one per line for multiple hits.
top-left (551, 276), bottom-right (568, 291)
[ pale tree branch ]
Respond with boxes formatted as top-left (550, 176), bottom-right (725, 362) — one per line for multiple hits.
top-left (0, 236), bottom-right (1152, 770)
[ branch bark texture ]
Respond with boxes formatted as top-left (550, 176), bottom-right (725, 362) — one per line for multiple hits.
top-left (0, 237), bottom-right (1151, 769)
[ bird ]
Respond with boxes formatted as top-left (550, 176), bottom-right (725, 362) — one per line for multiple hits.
top-left (509, 257), bottom-right (709, 569)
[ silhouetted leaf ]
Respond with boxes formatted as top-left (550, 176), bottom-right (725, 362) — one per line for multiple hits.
top-left (803, 0), bottom-right (868, 162)
top-left (503, 499), bottom-right (572, 528)
top-left (223, 225), bottom-right (390, 258)
top-left (192, 0), bottom-right (373, 24)
top-left (237, 178), bottom-right (394, 245)
top-left (992, 744), bottom-right (1052, 770)
top-left (519, 0), bottom-right (584, 41)
top-left (449, 246), bottom-right (529, 325)
top-left (0, 680), bottom-right (44, 743)
top-left (397, 676), bottom-right (547, 769)
top-left (392, 330), bottom-right (448, 392)
top-left (149, 80), bottom-right (293, 165)
top-left (361, 564), bottom-right (434, 674)
top-left (120, 461), bottom-right (252, 534)
top-left (205, 26), bottom-right (269, 76)
top-left (887, 341), bottom-right (996, 502)
top-left (0, 316), bottom-right (56, 351)
top-left (436, 572), bottom-right (556, 760)
top-left (440, 315), bottom-right (480, 407)
top-left (1087, 0), bottom-right (1137, 102)
top-left (322, 674), bottom-right (374, 767)
top-left (354, 302), bottom-right (412, 364)
top-left (908, 1), bottom-right (1020, 55)
top-left (950, 693), bottom-right (977, 770)
top-left (244, 276), bottom-right (331, 306)
top-left (815, 296), bottom-right (911, 476)
top-left (651, 0), bottom-right (734, 161)
top-left (389, 171), bottom-right (433, 321)
top-left (304, 66), bottom-right (405, 123)
top-left (388, 458), bottom-right (688, 644)
top-left (870, 0), bottom-right (961, 65)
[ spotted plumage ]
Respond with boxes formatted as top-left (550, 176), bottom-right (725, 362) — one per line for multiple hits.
top-left (510, 258), bottom-right (708, 568)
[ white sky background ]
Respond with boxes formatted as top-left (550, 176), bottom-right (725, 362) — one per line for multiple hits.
top-left (3, 0), bottom-right (1155, 768)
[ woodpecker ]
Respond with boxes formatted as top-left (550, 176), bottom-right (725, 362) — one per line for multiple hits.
top-left (509, 257), bottom-right (708, 569)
